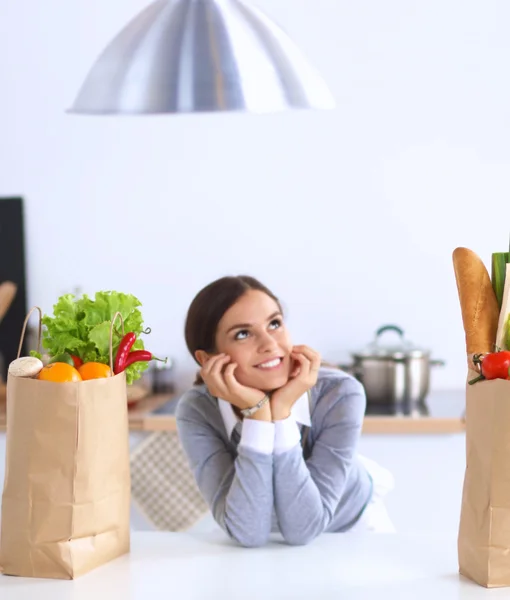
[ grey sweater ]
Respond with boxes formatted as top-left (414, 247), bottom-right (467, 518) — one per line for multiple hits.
top-left (175, 367), bottom-right (373, 547)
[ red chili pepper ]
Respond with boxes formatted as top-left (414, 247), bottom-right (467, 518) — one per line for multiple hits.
top-left (114, 332), bottom-right (137, 374)
top-left (123, 350), bottom-right (167, 370)
top-left (71, 355), bottom-right (83, 369)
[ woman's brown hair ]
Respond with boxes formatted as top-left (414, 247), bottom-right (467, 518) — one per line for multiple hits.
top-left (184, 275), bottom-right (283, 385)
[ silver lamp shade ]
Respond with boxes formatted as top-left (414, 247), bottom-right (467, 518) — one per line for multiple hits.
top-left (69, 0), bottom-right (336, 115)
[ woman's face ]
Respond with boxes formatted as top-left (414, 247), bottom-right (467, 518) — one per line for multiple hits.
top-left (213, 290), bottom-right (293, 392)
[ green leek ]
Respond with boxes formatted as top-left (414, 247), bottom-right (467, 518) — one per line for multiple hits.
top-left (491, 252), bottom-right (509, 309)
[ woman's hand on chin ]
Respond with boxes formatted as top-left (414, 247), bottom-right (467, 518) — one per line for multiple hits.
top-left (200, 354), bottom-right (267, 411)
top-left (270, 345), bottom-right (321, 420)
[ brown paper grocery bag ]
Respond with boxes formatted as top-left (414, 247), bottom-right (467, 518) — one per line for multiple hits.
top-left (0, 309), bottom-right (131, 579)
top-left (458, 369), bottom-right (510, 588)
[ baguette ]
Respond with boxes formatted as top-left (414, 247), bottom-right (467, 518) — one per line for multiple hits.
top-left (452, 247), bottom-right (499, 355)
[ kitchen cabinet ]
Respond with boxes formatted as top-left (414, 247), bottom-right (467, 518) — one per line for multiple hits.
top-left (0, 432), bottom-right (466, 536)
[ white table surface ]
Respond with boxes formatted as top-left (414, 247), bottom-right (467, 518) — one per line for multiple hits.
top-left (0, 531), bottom-right (504, 599)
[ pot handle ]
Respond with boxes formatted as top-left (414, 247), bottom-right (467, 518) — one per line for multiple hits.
top-left (376, 324), bottom-right (405, 338)
top-left (337, 364), bottom-right (363, 378)
top-left (430, 359), bottom-right (446, 367)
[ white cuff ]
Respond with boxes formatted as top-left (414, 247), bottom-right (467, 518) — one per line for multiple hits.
top-left (238, 419), bottom-right (275, 454)
top-left (274, 415), bottom-right (301, 454)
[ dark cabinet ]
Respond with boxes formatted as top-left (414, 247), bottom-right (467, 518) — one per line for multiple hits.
top-left (0, 197), bottom-right (28, 380)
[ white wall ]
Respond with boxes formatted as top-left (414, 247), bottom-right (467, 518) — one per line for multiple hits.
top-left (2, 0), bottom-right (510, 390)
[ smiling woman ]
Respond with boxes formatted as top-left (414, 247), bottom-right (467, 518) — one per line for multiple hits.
top-left (176, 275), bottom-right (395, 547)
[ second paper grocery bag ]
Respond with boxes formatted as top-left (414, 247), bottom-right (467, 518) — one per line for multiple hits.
top-left (458, 372), bottom-right (510, 588)
top-left (452, 246), bottom-right (510, 587)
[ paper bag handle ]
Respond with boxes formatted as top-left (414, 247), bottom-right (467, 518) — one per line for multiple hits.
top-left (109, 311), bottom-right (125, 373)
top-left (17, 308), bottom-right (126, 372)
top-left (17, 306), bottom-right (42, 359)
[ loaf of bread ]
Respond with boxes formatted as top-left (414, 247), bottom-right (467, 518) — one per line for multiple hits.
top-left (452, 247), bottom-right (500, 355)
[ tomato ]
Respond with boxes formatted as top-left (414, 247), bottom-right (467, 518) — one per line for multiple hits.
top-left (71, 355), bottom-right (83, 369)
top-left (480, 351), bottom-right (510, 380)
top-left (78, 362), bottom-right (111, 380)
top-left (38, 362), bottom-right (82, 382)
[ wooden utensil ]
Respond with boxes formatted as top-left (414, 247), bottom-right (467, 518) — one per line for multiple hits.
top-left (0, 281), bottom-right (17, 324)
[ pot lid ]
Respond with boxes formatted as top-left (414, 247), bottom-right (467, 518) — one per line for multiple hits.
top-left (353, 325), bottom-right (429, 359)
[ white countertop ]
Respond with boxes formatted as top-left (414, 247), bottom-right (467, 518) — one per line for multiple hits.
top-left (0, 531), bottom-right (503, 599)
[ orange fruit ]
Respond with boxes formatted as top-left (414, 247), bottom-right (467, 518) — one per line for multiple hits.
top-left (38, 362), bottom-right (82, 382)
top-left (78, 362), bottom-right (111, 380)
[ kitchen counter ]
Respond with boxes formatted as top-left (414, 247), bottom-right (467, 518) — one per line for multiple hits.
top-left (128, 387), bottom-right (467, 434)
top-left (0, 531), bottom-right (493, 598)
top-left (0, 388), bottom-right (466, 434)
top-left (0, 392), bottom-right (177, 433)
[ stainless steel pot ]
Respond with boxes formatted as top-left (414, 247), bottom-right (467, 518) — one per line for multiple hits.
top-left (340, 325), bottom-right (445, 416)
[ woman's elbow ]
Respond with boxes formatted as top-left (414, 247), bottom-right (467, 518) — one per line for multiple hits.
top-left (239, 534), bottom-right (270, 548)
top-left (280, 513), bottom-right (328, 546)
top-left (281, 529), bottom-right (319, 546)
top-left (229, 529), bottom-right (270, 548)
top-left (224, 519), bottom-right (270, 548)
